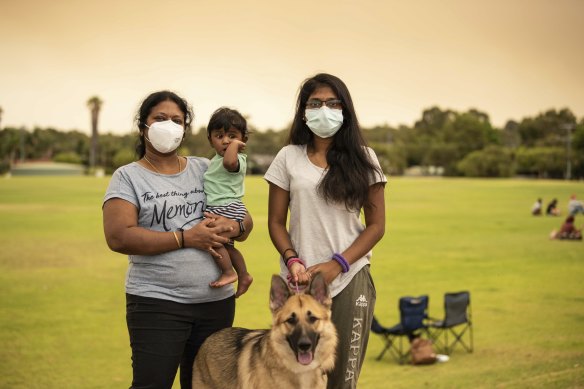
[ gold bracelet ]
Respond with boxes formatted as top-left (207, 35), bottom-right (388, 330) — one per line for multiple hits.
top-left (172, 231), bottom-right (181, 249)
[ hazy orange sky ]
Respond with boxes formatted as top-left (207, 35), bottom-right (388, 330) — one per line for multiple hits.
top-left (1, 0), bottom-right (583, 135)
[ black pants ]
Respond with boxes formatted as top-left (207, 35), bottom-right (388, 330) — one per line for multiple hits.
top-left (126, 293), bottom-right (235, 389)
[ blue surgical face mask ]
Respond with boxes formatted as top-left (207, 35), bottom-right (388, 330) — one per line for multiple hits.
top-left (305, 107), bottom-right (343, 138)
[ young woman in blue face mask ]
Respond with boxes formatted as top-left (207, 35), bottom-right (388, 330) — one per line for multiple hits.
top-left (264, 73), bottom-right (386, 389)
top-left (103, 90), bottom-right (253, 389)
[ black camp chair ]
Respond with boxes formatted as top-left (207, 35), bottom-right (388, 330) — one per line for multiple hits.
top-left (371, 295), bottom-right (430, 364)
top-left (429, 291), bottom-right (473, 354)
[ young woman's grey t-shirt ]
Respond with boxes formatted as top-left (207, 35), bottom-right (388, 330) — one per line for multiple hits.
top-left (103, 157), bottom-right (233, 303)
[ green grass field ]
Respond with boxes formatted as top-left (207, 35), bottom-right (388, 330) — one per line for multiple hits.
top-left (0, 176), bottom-right (582, 388)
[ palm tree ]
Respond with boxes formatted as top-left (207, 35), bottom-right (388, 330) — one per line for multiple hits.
top-left (87, 96), bottom-right (103, 169)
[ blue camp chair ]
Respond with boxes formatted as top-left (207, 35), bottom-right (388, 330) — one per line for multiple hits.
top-left (371, 295), bottom-right (430, 364)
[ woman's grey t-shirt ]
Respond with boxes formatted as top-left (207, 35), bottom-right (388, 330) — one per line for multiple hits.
top-left (103, 157), bottom-right (233, 304)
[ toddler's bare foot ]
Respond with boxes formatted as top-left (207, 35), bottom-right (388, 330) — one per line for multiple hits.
top-left (210, 271), bottom-right (238, 288)
top-left (235, 273), bottom-right (254, 298)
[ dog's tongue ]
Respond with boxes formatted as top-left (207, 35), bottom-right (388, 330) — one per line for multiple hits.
top-left (298, 351), bottom-right (313, 365)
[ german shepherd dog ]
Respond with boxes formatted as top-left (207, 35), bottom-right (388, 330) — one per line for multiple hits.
top-left (192, 273), bottom-right (338, 389)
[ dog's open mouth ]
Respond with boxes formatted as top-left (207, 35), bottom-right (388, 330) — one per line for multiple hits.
top-left (289, 330), bottom-right (319, 366)
top-left (297, 350), bottom-right (314, 365)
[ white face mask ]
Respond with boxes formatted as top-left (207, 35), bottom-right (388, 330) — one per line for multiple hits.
top-left (305, 107), bottom-right (343, 138)
top-left (145, 120), bottom-right (184, 153)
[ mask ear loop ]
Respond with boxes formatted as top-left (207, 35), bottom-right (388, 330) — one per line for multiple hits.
top-left (142, 129), bottom-right (154, 148)
top-left (142, 125), bottom-right (151, 145)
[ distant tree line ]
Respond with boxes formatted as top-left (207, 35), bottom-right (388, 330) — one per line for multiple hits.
top-left (1, 106), bottom-right (582, 179)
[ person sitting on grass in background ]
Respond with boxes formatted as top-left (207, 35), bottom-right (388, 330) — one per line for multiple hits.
top-left (568, 194), bottom-right (584, 217)
top-left (531, 198), bottom-right (542, 216)
top-left (550, 215), bottom-right (582, 240)
top-left (546, 198), bottom-right (560, 216)
top-left (204, 107), bottom-right (253, 297)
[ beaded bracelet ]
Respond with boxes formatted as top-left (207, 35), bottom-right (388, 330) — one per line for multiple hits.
top-left (332, 253), bottom-right (350, 273)
top-left (286, 257), bottom-right (306, 271)
top-left (284, 255), bottom-right (298, 267)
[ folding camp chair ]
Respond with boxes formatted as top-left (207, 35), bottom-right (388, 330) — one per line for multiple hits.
top-left (429, 291), bottom-right (473, 354)
top-left (371, 316), bottom-right (394, 361)
top-left (371, 295), bottom-right (430, 364)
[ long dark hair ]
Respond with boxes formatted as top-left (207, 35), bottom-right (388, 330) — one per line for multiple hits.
top-left (289, 73), bottom-right (382, 211)
top-left (134, 91), bottom-right (194, 158)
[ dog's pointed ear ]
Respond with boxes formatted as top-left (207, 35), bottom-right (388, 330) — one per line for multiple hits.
top-left (270, 274), bottom-right (292, 313)
top-left (308, 272), bottom-right (332, 308)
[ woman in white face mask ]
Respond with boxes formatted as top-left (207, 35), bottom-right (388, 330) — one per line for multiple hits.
top-left (102, 90), bottom-right (253, 388)
top-left (264, 73), bottom-right (386, 389)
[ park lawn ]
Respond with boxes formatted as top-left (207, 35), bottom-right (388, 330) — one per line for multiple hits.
top-left (0, 176), bottom-right (582, 388)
